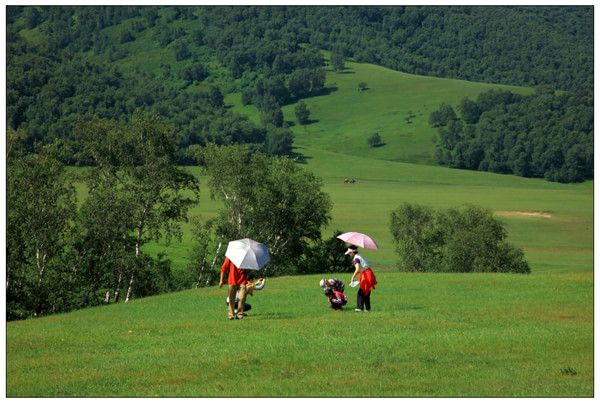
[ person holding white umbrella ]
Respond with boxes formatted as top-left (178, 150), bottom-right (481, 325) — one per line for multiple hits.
top-left (219, 256), bottom-right (248, 320)
top-left (219, 238), bottom-right (271, 320)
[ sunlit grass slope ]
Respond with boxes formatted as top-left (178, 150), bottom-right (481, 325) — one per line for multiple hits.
top-left (7, 271), bottom-right (592, 397)
top-left (228, 60), bottom-right (533, 164)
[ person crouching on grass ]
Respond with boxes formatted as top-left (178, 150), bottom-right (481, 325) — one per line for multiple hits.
top-left (346, 245), bottom-right (377, 312)
top-left (319, 278), bottom-right (345, 293)
top-left (219, 256), bottom-right (248, 320)
top-left (324, 287), bottom-right (348, 311)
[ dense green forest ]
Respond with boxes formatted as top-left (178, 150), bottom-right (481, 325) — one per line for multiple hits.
top-left (199, 6), bottom-right (592, 90)
top-left (430, 87), bottom-right (593, 182)
top-left (7, 6), bottom-right (593, 167)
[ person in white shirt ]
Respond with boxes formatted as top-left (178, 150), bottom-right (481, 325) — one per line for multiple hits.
top-left (346, 245), bottom-right (378, 312)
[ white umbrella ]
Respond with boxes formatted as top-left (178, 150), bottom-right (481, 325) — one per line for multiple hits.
top-left (225, 238), bottom-right (270, 270)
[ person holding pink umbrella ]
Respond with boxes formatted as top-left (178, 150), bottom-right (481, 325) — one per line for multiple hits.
top-left (346, 245), bottom-right (378, 312)
top-left (337, 232), bottom-right (379, 312)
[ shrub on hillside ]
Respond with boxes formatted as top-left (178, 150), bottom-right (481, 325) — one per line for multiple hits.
top-left (180, 62), bottom-right (208, 83)
top-left (390, 203), bottom-right (530, 273)
top-left (264, 126), bottom-right (294, 157)
top-left (120, 30), bottom-right (135, 44)
top-left (368, 132), bottom-right (383, 148)
top-left (294, 101), bottom-right (310, 125)
top-left (173, 40), bottom-right (191, 61)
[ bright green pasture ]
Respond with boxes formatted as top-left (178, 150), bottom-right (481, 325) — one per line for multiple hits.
top-left (299, 148), bottom-right (593, 272)
top-left (144, 149), bottom-right (592, 277)
top-left (228, 59), bottom-right (533, 164)
top-left (6, 270), bottom-right (592, 397)
top-left (289, 61), bottom-right (532, 164)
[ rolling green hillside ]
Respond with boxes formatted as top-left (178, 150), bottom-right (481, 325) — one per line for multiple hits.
top-left (7, 7), bottom-right (593, 397)
top-left (147, 64), bottom-right (583, 277)
top-left (229, 58), bottom-right (533, 164)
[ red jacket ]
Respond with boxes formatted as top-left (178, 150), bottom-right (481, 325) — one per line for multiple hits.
top-left (330, 290), bottom-right (348, 305)
top-left (359, 268), bottom-right (377, 294)
top-left (221, 257), bottom-right (247, 286)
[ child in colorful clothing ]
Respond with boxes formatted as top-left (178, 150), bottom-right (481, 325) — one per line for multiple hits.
top-left (346, 245), bottom-right (377, 312)
top-left (319, 278), bottom-right (345, 293)
top-left (324, 287), bottom-right (348, 310)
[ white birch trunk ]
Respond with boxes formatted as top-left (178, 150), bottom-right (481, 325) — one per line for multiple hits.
top-left (36, 248), bottom-right (46, 286)
top-left (35, 247), bottom-right (46, 316)
top-left (125, 272), bottom-right (135, 303)
top-left (125, 208), bottom-right (146, 303)
top-left (210, 241), bottom-right (223, 272)
top-left (114, 272), bottom-right (122, 303)
top-left (196, 258), bottom-right (207, 288)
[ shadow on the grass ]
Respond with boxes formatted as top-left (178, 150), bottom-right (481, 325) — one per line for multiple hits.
top-left (251, 312), bottom-right (297, 320)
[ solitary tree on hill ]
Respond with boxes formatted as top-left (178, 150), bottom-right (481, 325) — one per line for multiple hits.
top-left (368, 132), bottom-right (383, 147)
top-left (295, 101), bottom-right (310, 125)
top-left (120, 30), bottom-right (135, 43)
top-left (331, 52), bottom-right (345, 72)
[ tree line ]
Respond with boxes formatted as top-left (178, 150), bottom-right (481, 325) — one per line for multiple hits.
top-left (430, 87), bottom-right (593, 183)
top-left (7, 114), bottom-right (346, 320)
top-left (7, 114), bottom-right (198, 319)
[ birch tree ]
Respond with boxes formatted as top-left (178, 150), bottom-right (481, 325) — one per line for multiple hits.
top-left (197, 145), bottom-right (331, 275)
top-left (73, 173), bottom-right (137, 304)
top-left (7, 145), bottom-right (76, 318)
top-left (76, 112), bottom-right (199, 302)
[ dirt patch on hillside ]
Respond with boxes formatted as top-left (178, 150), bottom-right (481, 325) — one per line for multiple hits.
top-left (494, 210), bottom-right (553, 219)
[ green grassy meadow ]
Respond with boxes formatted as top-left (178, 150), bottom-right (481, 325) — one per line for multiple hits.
top-left (6, 271), bottom-right (592, 397)
top-left (6, 57), bottom-right (593, 396)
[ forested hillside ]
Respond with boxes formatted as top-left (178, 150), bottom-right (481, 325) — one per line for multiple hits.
top-left (200, 6), bottom-right (592, 91)
top-left (7, 6), bottom-right (593, 169)
top-left (431, 88), bottom-right (593, 182)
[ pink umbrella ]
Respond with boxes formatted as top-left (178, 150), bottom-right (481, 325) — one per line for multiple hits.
top-left (336, 232), bottom-right (379, 250)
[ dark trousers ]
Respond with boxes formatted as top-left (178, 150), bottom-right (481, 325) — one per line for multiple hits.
top-left (357, 288), bottom-right (371, 311)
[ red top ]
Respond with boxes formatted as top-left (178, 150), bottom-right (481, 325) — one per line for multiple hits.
top-left (330, 290), bottom-right (347, 304)
top-left (221, 257), bottom-right (248, 285)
